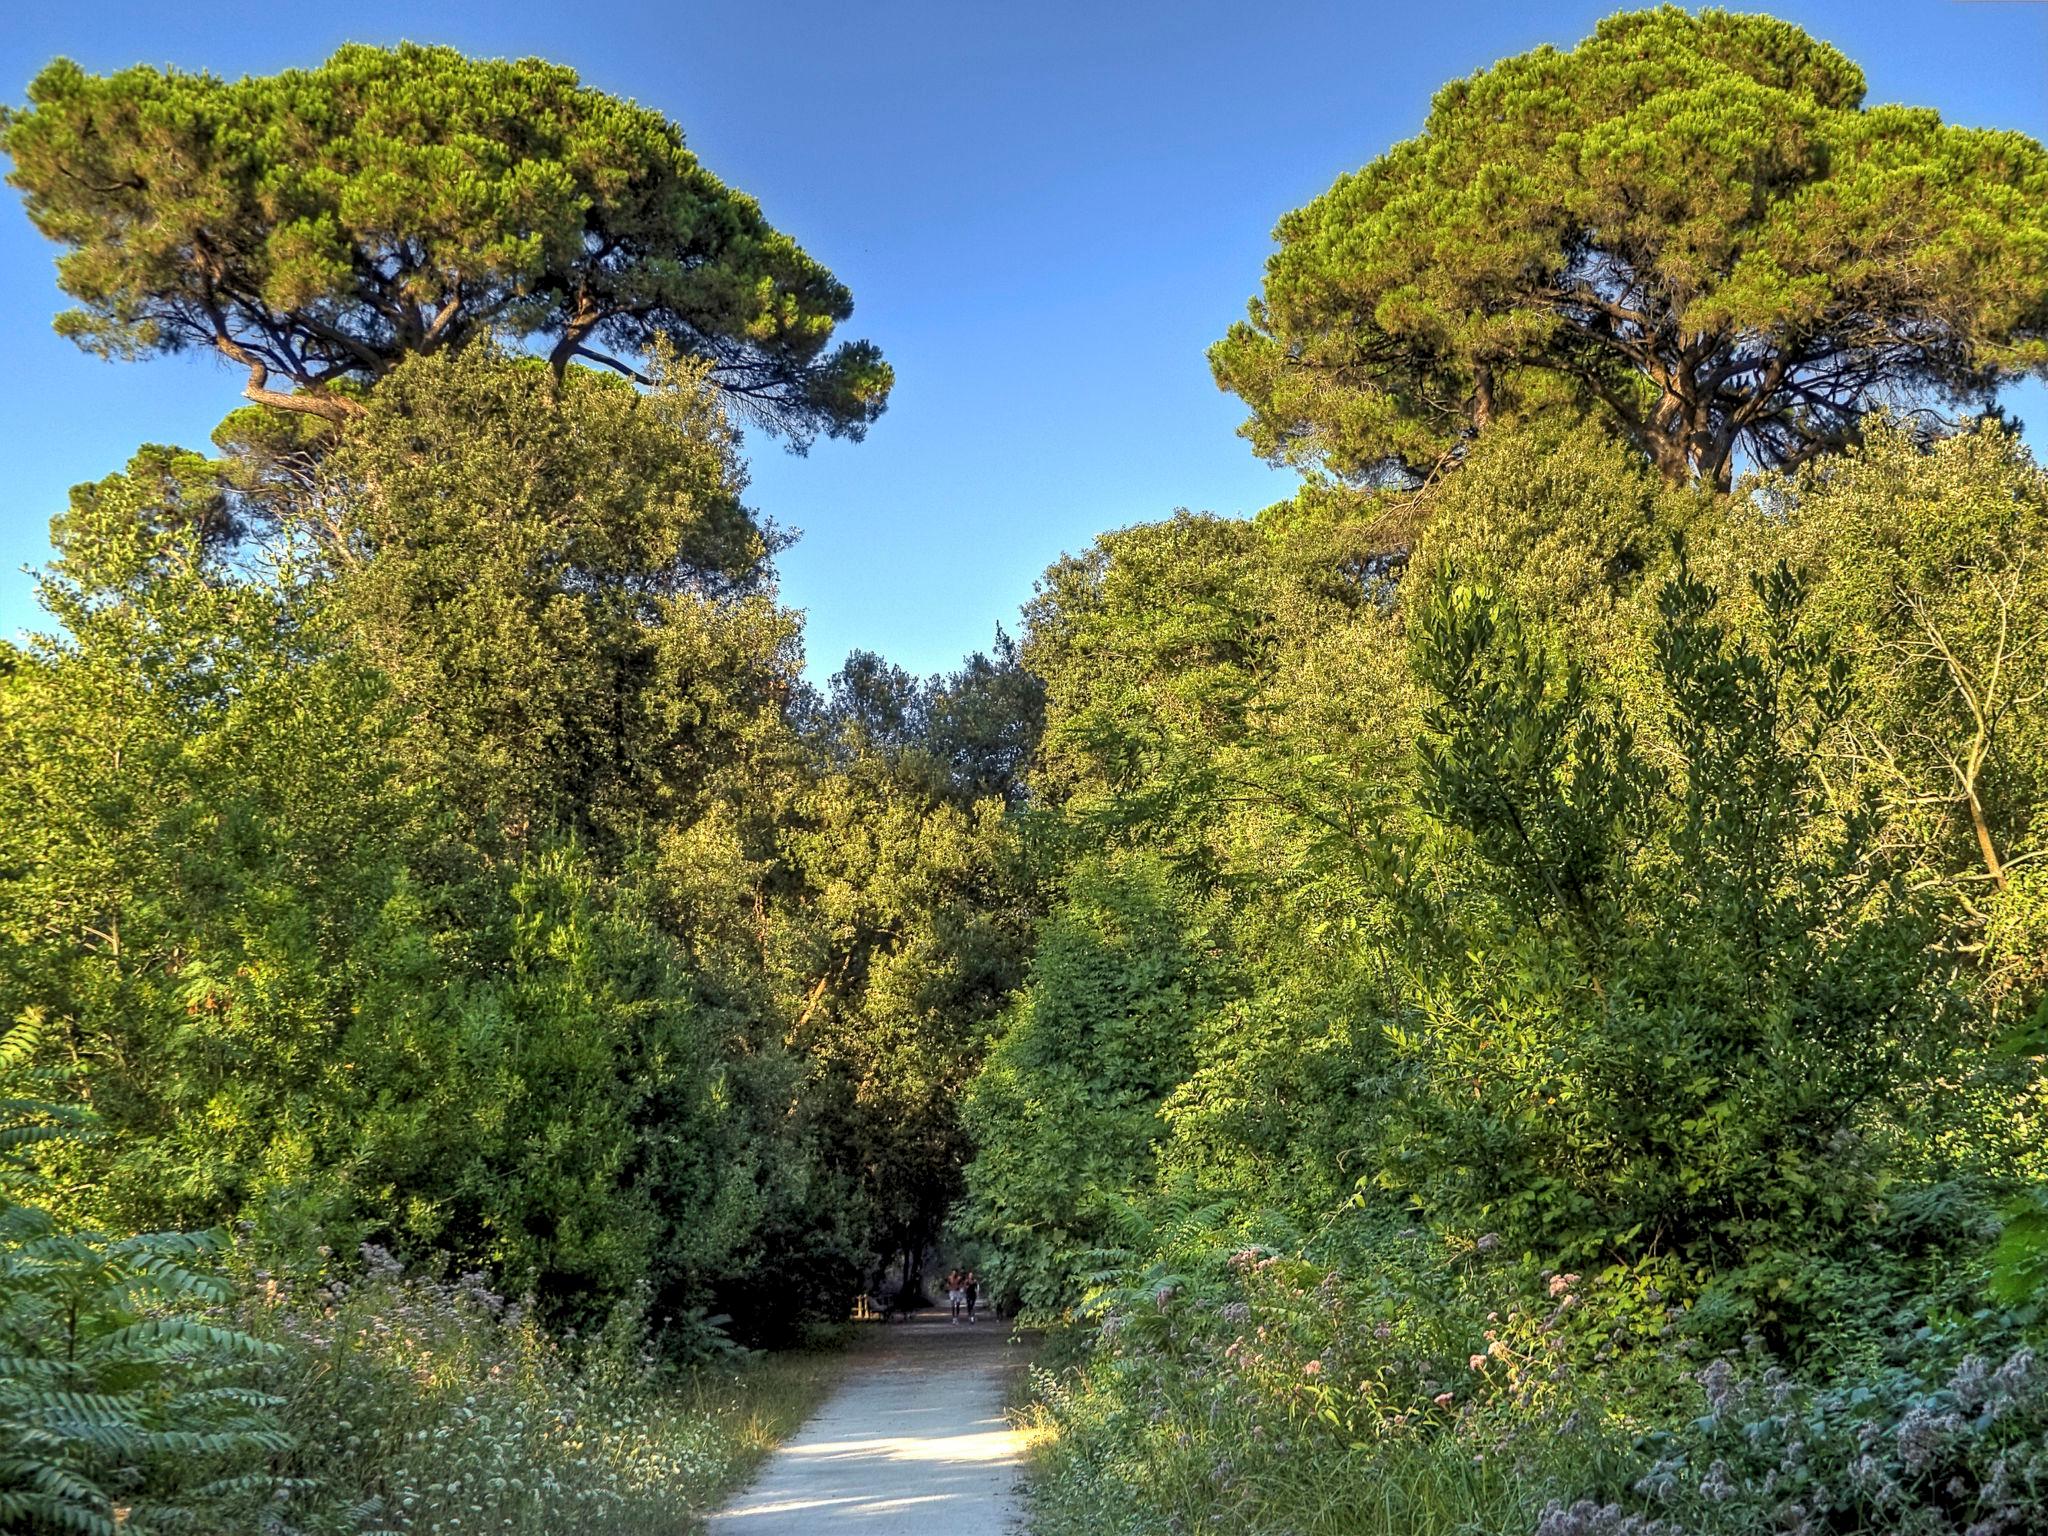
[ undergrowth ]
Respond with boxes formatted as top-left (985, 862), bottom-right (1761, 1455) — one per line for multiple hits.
top-left (2, 1048), bottom-right (845, 1536)
top-left (227, 1246), bottom-right (848, 1535)
top-left (1019, 1225), bottom-right (2048, 1536)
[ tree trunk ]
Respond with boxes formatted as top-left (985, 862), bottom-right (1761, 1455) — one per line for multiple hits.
top-left (1649, 434), bottom-right (1693, 488)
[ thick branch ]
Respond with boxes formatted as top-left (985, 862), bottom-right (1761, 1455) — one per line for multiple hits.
top-left (219, 343), bottom-right (363, 423)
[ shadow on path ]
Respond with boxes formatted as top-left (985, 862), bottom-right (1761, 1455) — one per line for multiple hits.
top-left (707, 1312), bottom-right (1031, 1534)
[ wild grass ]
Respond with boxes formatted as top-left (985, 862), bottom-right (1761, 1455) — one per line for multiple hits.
top-left (1020, 1360), bottom-right (1601, 1536)
top-left (213, 1248), bottom-right (851, 1536)
top-left (669, 1343), bottom-right (854, 1522)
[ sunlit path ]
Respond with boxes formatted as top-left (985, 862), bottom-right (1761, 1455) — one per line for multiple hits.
top-left (708, 1314), bottom-right (1028, 1534)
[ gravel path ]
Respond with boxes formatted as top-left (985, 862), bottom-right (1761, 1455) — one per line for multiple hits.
top-left (707, 1312), bottom-right (1031, 1534)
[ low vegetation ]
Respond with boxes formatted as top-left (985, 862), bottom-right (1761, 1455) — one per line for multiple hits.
top-left (232, 1250), bottom-right (848, 1536)
top-left (1, 1023), bottom-right (848, 1534)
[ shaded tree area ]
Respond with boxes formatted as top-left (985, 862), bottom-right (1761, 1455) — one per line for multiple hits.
top-left (0, 46), bottom-right (1030, 1371)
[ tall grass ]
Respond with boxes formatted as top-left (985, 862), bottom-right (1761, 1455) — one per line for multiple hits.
top-left (217, 1247), bottom-right (847, 1535)
top-left (1022, 1358), bottom-right (1610, 1536)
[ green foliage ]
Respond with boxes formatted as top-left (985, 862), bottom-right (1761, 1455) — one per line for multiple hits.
top-left (1405, 423), bottom-right (1704, 651)
top-left (1024, 1222), bottom-right (1640, 1536)
top-left (1024, 1213), bottom-right (2048, 1536)
top-left (319, 343), bottom-right (774, 836)
top-left (1991, 1184), bottom-right (2048, 1313)
top-left (0, 56), bottom-right (950, 1357)
top-left (1410, 573), bottom-right (1649, 930)
top-left (961, 856), bottom-right (1215, 1312)
top-left (1211, 7), bottom-right (2048, 488)
top-left (1730, 422), bottom-right (2048, 1014)
top-left (0, 360), bottom-right (888, 1344)
top-left (1, 1018), bottom-right (288, 1535)
top-left (778, 655), bottom-right (1038, 1299)
top-left (987, 413), bottom-right (2048, 1531)
top-left (0, 447), bottom-right (412, 1235)
top-left (1540, 1334), bottom-right (2048, 1536)
top-left (1397, 555), bottom-right (1972, 1321)
top-left (2, 45), bottom-right (890, 440)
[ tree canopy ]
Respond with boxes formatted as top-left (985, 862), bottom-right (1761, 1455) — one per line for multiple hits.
top-left (1, 44), bottom-right (892, 442)
top-left (1210, 6), bottom-right (2048, 489)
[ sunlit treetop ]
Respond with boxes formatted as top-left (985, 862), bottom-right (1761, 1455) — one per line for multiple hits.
top-left (1211, 5), bottom-right (2048, 489)
top-left (1, 43), bottom-right (892, 444)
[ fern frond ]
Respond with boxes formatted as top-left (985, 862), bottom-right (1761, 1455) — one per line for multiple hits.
top-left (13, 1455), bottom-right (114, 1510)
top-left (0, 1010), bottom-right (54, 1070)
top-left (86, 1318), bottom-right (279, 1359)
top-left (143, 1426), bottom-right (294, 1455)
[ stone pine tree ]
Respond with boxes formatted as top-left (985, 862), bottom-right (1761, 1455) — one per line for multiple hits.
top-left (1210, 6), bottom-right (2048, 490)
top-left (1, 44), bottom-right (891, 443)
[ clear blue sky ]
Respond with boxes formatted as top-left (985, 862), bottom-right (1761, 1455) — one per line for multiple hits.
top-left (2, 1), bottom-right (2045, 677)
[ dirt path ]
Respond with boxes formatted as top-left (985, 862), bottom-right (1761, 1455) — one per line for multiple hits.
top-left (706, 1312), bottom-right (1030, 1534)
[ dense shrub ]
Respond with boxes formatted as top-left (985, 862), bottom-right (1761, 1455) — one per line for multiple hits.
top-left (1024, 1219), bottom-right (1653, 1536)
top-left (1029, 1229), bottom-right (2048, 1536)
top-left (990, 420), bottom-right (2048, 1535)
top-left (1, 1030), bottom-right (287, 1535)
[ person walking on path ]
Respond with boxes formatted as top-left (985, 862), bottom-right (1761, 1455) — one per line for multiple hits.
top-left (965, 1269), bottom-right (980, 1324)
top-left (946, 1268), bottom-right (967, 1323)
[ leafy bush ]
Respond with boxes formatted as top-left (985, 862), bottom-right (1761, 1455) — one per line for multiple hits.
top-left (1, 1019), bottom-right (288, 1534)
top-left (1025, 1205), bottom-right (2048, 1536)
top-left (1024, 1218), bottom-right (1658, 1536)
top-left (1542, 1337), bottom-right (2048, 1536)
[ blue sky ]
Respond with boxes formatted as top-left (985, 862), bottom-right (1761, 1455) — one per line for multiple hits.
top-left (3, 1), bottom-right (2045, 677)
